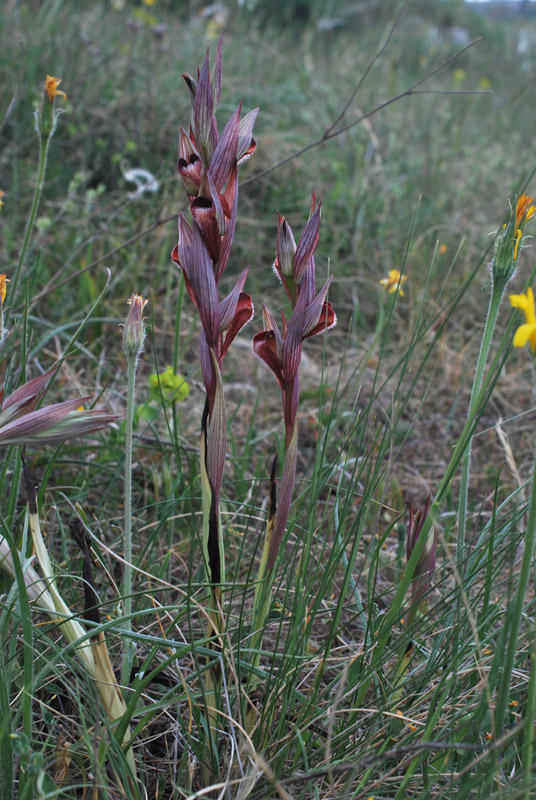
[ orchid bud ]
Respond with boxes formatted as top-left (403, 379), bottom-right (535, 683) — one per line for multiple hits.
top-left (182, 72), bottom-right (197, 105)
top-left (406, 494), bottom-right (436, 611)
top-left (277, 215), bottom-right (297, 279)
top-left (123, 294), bottom-right (147, 357)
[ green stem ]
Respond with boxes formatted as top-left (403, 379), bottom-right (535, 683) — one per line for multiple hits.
top-left (457, 278), bottom-right (506, 580)
top-left (523, 633), bottom-right (536, 800)
top-left (8, 130), bottom-right (53, 322)
top-left (250, 423), bottom-right (298, 667)
top-left (494, 429), bottom-right (536, 732)
top-left (121, 350), bottom-right (138, 686)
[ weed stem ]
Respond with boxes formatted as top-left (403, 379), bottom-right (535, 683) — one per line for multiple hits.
top-left (121, 348), bottom-right (138, 686)
top-left (8, 130), bottom-right (52, 323)
top-left (457, 279), bottom-right (506, 579)
top-left (495, 423), bottom-right (536, 733)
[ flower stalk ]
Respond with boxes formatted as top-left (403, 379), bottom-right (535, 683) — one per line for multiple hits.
top-left (457, 194), bottom-right (536, 582)
top-left (121, 294), bottom-right (147, 686)
top-left (8, 77), bottom-right (66, 321)
top-left (493, 425), bottom-right (536, 735)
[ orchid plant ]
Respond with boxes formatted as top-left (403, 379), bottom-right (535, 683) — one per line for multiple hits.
top-left (172, 44), bottom-right (257, 612)
top-left (171, 43), bottom-right (338, 743)
top-left (170, 44), bottom-right (258, 749)
top-left (248, 196), bottom-right (336, 695)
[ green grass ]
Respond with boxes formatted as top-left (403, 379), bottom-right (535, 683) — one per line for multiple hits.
top-left (2, 0), bottom-right (536, 797)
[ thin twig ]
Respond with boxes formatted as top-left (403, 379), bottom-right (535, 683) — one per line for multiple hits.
top-left (276, 740), bottom-right (484, 786)
top-left (410, 89), bottom-right (490, 95)
top-left (248, 37), bottom-right (483, 184)
top-left (324, 0), bottom-right (409, 137)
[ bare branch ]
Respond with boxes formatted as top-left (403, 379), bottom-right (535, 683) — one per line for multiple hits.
top-left (324, 0), bottom-right (409, 137)
top-left (246, 37), bottom-right (483, 185)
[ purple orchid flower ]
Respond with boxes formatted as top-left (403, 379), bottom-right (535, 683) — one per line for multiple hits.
top-left (253, 195), bottom-right (336, 570)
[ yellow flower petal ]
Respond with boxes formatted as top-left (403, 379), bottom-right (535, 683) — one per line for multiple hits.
top-left (510, 293), bottom-right (530, 313)
top-left (0, 275), bottom-right (7, 304)
top-left (513, 228), bottom-right (523, 261)
top-left (510, 287), bottom-right (536, 324)
top-left (513, 323), bottom-right (536, 349)
top-left (516, 193), bottom-right (536, 228)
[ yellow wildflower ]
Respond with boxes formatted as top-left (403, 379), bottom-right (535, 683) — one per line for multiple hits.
top-left (45, 75), bottom-right (67, 102)
top-left (379, 269), bottom-right (407, 296)
top-left (513, 193), bottom-right (536, 260)
top-left (515, 193), bottom-right (536, 228)
top-left (510, 288), bottom-right (536, 352)
top-left (493, 193), bottom-right (536, 281)
top-left (0, 275), bottom-right (7, 305)
top-left (439, 243), bottom-right (448, 255)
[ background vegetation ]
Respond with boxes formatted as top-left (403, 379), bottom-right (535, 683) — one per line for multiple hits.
top-left (2, 0), bottom-right (536, 797)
